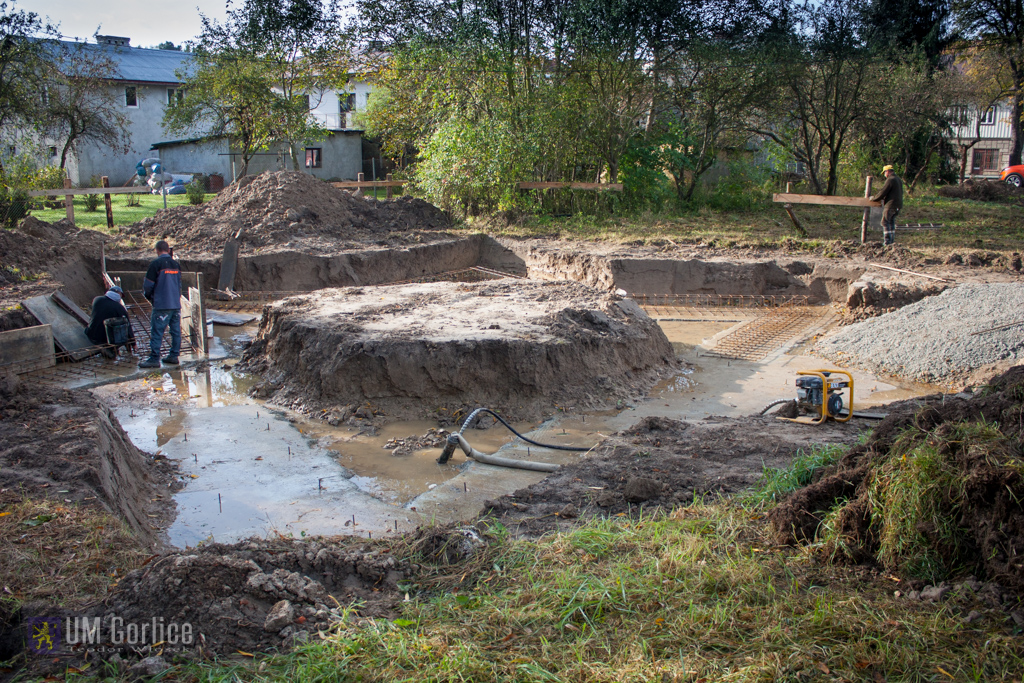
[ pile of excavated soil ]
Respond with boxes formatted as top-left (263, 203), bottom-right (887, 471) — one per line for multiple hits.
top-left (816, 283), bottom-right (1024, 385)
top-left (97, 537), bottom-right (414, 655)
top-left (938, 180), bottom-right (1024, 204)
top-left (0, 217), bottom-right (106, 322)
top-left (843, 276), bottom-right (948, 322)
top-left (768, 366), bottom-right (1024, 591)
top-left (0, 376), bottom-right (176, 539)
top-left (481, 414), bottom-right (867, 536)
top-left (240, 280), bottom-right (678, 422)
top-left (114, 171), bottom-right (453, 255)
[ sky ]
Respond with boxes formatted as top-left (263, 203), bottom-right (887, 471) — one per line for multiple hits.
top-left (17, 0), bottom-right (228, 48)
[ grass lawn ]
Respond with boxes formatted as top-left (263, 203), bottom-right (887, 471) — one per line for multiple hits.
top-left (28, 193), bottom-right (213, 232)
top-left (148, 498), bottom-right (1023, 683)
top-left (478, 190), bottom-right (1024, 256)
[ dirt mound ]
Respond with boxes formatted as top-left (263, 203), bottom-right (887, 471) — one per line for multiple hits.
top-left (0, 378), bottom-right (176, 539)
top-left (240, 281), bottom-right (678, 422)
top-left (481, 414), bottom-right (866, 536)
top-left (938, 180), bottom-right (1024, 204)
top-left (768, 366), bottom-right (1024, 590)
top-left (0, 216), bottom-right (106, 317)
top-left (843, 276), bottom-right (947, 322)
top-left (93, 537), bottom-right (413, 655)
top-left (115, 171), bottom-right (453, 255)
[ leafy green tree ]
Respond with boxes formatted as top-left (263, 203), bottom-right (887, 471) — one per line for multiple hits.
top-left (164, 51), bottom-right (280, 179)
top-left (196, 0), bottom-right (351, 169)
top-left (153, 41), bottom-right (183, 51)
top-left (0, 2), bottom-right (58, 176)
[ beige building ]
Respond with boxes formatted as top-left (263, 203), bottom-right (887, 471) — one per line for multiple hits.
top-left (949, 99), bottom-right (1016, 178)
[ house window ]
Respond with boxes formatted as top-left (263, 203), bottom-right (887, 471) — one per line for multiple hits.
top-left (125, 86), bottom-right (138, 107)
top-left (300, 94), bottom-right (310, 111)
top-left (338, 93), bottom-right (355, 112)
top-left (305, 148), bottom-right (322, 168)
top-left (971, 149), bottom-right (999, 174)
top-left (7, 146), bottom-right (14, 156)
top-left (167, 88), bottom-right (184, 105)
top-left (48, 146), bottom-right (57, 157)
top-left (979, 106), bottom-right (996, 125)
top-left (365, 92), bottom-right (371, 107)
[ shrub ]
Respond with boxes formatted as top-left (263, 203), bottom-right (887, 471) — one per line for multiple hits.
top-left (83, 176), bottom-right (101, 212)
top-left (185, 177), bottom-right (206, 205)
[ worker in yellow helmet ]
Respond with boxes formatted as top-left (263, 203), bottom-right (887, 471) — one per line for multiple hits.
top-left (870, 165), bottom-right (903, 246)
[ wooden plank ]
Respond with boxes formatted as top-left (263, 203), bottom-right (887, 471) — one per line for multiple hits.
top-left (63, 177), bottom-right (74, 223)
top-left (27, 185), bottom-right (149, 196)
top-left (867, 263), bottom-right (950, 282)
top-left (207, 309), bottom-right (258, 326)
top-left (51, 291), bottom-right (91, 326)
top-left (518, 181), bottom-right (624, 191)
top-left (860, 176), bottom-right (873, 243)
top-left (217, 239), bottom-right (240, 291)
top-left (330, 181), bottom-right (407, 189)
top-left (773, 193), bottom-right (880, 207)
top-left (21, 296), bottom-right (97, 361)
top-left (0, 325), bottom-right (55, 371)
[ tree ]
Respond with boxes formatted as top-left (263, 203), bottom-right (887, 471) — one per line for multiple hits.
top-left (153, 41), bottom-right (183, 51)
top-left (0, 2), bottom-right (58, 176)
top-left (861, 0), bottom-right (952, 65)
top-left (164, 50), bottom-right (281, 179)
top-left (195, 0), bottom-right (351, 170)
top-left (750, 0), bottom-right (880, 195)
top-left (953, 0), bottom-right (1024, 166)
top-left (43, 41), bottom-right (131, 169)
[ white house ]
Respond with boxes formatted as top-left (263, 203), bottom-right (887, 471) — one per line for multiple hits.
top-left (948, 100), bottom-right (1016, 178)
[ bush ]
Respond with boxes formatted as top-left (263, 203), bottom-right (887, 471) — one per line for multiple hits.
top-left (83, 176), bottom-right (101, 212)
top-left (0, 185), bottom-right (29, 227)
top-left (185, 177), bottom-right (205, 205)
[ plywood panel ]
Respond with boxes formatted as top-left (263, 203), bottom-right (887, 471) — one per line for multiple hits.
top-left (21, 296), bottom-right (96, 361)
top-left (0, 325), bottom-right (55, 372)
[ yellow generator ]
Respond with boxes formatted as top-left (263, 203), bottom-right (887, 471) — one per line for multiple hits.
top-left (778, 369), bottom-right (853, 425)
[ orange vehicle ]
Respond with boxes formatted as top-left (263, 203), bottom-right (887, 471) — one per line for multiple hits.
top-left (1002, 164), bottom-right (1024, 187)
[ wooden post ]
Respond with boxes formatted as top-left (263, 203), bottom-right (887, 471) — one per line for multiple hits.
top-left (101, 176), bottom-right (114, 230)
top-left (386, 173), bottom-right (393, 200)
top-left (63, 177), bottom-right (74, 224)
top-left (860, 176), bottom-right (873, 244)
top-left (786, 182), bottom-right (793, 194)
top-left (783, 204), bottom-right (807, 237)
top-left (357, 172), bottom-right (364, 182)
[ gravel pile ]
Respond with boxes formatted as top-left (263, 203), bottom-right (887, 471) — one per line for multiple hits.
top-left (815, 283), bottom-right (1024, 384)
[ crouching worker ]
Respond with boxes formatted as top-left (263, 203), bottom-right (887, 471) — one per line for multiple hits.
top-left (139, 240), bottom-right (182, 368)
top-left (85, 285), bottom-right (134, 358)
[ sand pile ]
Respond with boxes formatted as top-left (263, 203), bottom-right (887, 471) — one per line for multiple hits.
top-left (117, 171), bottom-right (452, 254)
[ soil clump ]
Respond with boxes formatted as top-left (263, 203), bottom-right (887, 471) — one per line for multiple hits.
top-left (112, 171), bottom-right (453, 256)
top-left (481, 414), bottom-right (867, 536)
top-left (240, 280), bottom-right (678, 422)
top-left (768, 366), bottom-right (1024, 591)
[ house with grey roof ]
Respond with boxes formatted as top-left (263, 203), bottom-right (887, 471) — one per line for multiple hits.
top-left (52, 35), bottom-right (193, 186)
top-left (50, 35), bottom-right (374, 187)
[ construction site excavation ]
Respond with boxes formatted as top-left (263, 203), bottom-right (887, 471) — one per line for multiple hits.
top-left (2, 171), bottom-right (1023, 673)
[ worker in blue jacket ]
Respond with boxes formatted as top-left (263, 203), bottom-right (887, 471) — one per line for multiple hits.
top-left (139, 240), bottom-right (182, 368)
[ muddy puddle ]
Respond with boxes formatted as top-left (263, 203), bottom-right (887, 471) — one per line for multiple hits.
top-left (91, 317), bottom-right (941, 548)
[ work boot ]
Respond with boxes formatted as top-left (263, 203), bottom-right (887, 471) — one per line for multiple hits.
top-left (162, 355), bottom-right (180, 365)
top-left (138, 356), bottom-right (161, 368)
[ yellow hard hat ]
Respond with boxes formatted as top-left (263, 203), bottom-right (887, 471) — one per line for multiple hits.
top-left (882, 165), bottom-right (894, 173)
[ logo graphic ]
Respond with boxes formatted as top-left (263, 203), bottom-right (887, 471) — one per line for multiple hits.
top-left (26, 617), bottom-right (61, 654)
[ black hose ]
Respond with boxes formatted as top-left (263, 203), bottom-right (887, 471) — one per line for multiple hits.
top-left (759, 398), bottom-right (792, 416)
top-left (460, 408), bottom-right (594, 452)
